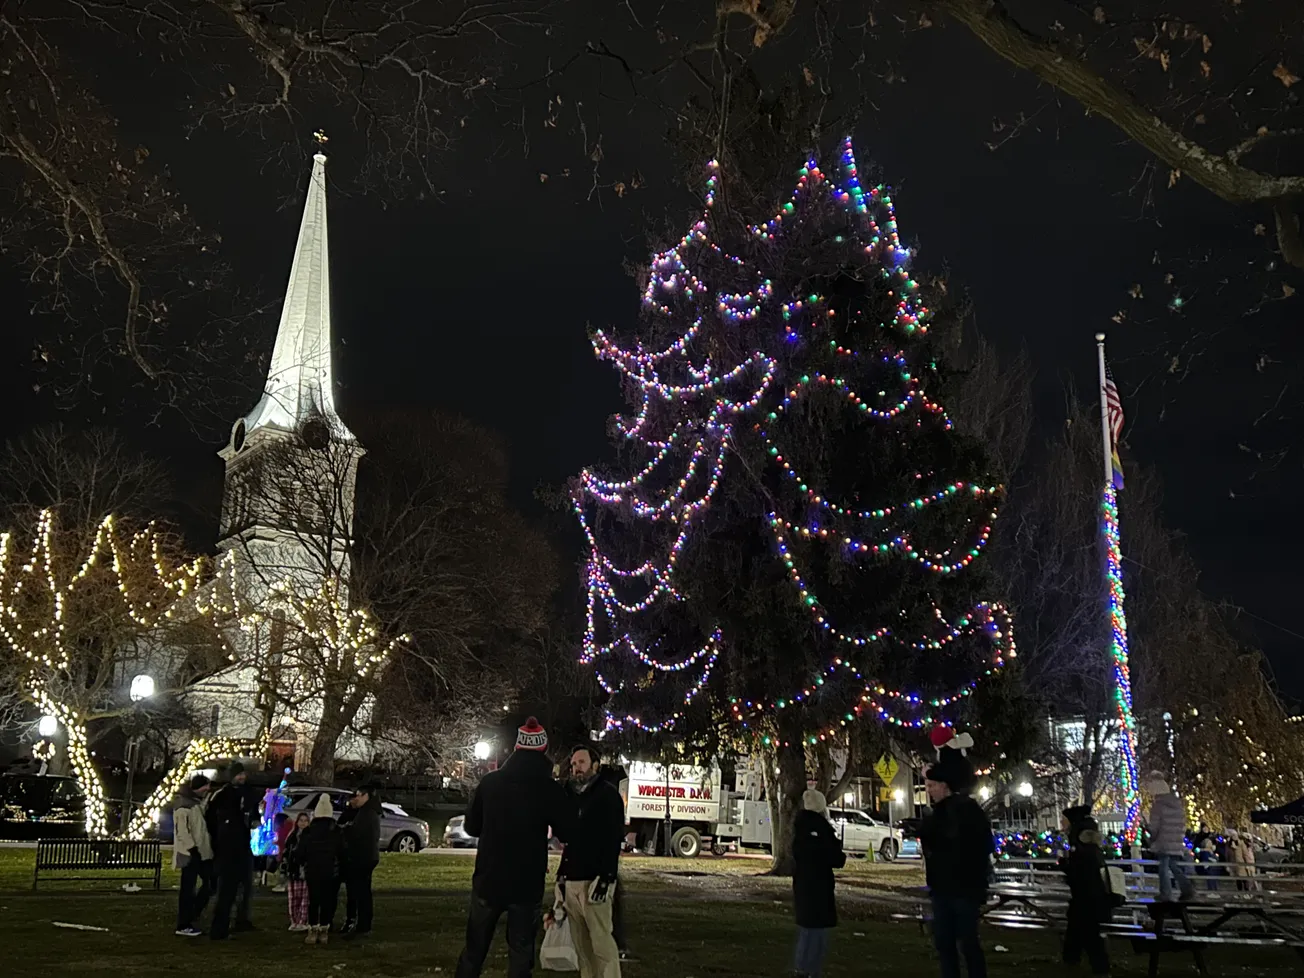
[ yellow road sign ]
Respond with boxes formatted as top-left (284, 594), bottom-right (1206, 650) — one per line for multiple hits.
top-left (874, 754), bottom-right (899, 785)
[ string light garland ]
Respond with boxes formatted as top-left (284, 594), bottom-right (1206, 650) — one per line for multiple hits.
top-left (1102, 486), bottom-right (1142, 841)
top-left (126, 729), bottom-right (271, 839)
top-left (572, 138), bottom-right (1008, 735)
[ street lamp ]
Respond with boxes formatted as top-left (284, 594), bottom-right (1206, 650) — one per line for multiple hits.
top-left (121, 674), bottom-right (154, 833)
top-left (473, 741), bottom-right (491, 761)
top-left (129, 674), bottom-right (155, 702)
top-left (892, 788), bottom-right (905, 803)
top-left (1016, 781), bottom-right (1034, 798)
top-left (978, 785), bottom-right (992, 802)
top-left (38, 715), bottom-right (58, 738)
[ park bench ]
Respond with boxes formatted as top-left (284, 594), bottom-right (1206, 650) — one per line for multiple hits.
top-left (33, 838), bottom-right (163, 891)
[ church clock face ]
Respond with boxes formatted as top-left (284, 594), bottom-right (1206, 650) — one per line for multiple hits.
top-left (301, 417), bottom-right (330, 450)
top-left (231, 419), bottom-right (247, 453)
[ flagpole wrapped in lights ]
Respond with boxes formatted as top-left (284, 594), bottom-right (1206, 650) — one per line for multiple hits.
top-left (1096, 334), bottom-right (1141, 841)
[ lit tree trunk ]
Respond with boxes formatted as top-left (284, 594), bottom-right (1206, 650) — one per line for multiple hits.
top-left (768, 712), bottom-right (808, 877)
top-left (307, 688), bottom-right (348, 784)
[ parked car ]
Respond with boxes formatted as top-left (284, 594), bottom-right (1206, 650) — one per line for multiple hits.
top-left (827, 807), bottom-right (904, 861)
top-left (0, 773), bottom-right (86, 840)
top-left (443, 814), bottom-right (477, 848)
top-left (283, 787), bottom-right (430, 853)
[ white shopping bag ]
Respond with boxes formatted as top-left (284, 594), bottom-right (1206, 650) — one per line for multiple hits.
top-left (540, 906), bottom-right (578, 972)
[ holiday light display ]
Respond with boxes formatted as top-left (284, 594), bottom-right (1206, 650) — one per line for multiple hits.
top-left (125, 727), bottom-right (271, 839)
top-left (1102, 486), bottom-right (1142, 841)
top-left (0, 511), bottom-right (218, 837)
top-left (253, 769), bottom-right (292, 857)
top-left (572, 140), bottom-right (1012, 738)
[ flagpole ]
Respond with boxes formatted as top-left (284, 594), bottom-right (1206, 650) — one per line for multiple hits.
top-left (1096, 333), bottom-right (1113, 487)
top-left (1095, 332), bottom-right (1141, 843)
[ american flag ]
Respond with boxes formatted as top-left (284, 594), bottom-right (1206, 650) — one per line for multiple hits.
top-left (1104, 363), bottom-right (1124, 447)
top-left (1104, 362), bottom-right (1124, 488)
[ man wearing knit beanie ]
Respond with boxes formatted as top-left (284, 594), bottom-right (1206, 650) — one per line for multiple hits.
top-left (455, 718), bottom-right (573, 978)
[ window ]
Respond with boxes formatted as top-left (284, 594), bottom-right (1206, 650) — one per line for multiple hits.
top-left (49, 779), bottom-right (84, 818)
top-left (209, 704), bottom-right (221, 736)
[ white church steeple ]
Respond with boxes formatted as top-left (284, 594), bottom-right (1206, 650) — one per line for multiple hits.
top-left (219, 145), bottom-right (362, 566)
top-left (237, 150), bottom-right (353, 442)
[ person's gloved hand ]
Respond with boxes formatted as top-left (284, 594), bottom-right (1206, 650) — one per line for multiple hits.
top-left (589, 877), bottom-right (615, 903)
top-left (188, 847), bottom-right (202, 863)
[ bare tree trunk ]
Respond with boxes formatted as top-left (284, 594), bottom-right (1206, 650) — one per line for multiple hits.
top-left (307, 690), bottom-right (349, 784)
top-left (768, 712), bottom-right (808, 877)
top-left (828, 734), bottom-right (858, 806)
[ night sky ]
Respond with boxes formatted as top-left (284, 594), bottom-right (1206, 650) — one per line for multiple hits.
top-left (1, 13), bottom-right (1300, 699)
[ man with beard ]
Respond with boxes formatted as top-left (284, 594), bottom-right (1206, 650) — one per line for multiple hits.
top-left (558, 745), bottom-right (625, 978)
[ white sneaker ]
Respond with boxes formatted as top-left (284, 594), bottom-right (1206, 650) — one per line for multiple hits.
top-left (289, 923), bottom-right (309, 932)
top-left (175, 927), bottom-right (202, 938)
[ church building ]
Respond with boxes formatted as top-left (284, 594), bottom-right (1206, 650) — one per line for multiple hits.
top-left (182, 149), bottom-right (373, 772)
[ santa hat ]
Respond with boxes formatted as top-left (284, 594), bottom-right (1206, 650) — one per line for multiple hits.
top-left (515, 717), bottom-right (548, 752)
top-left (928, 723), bottom-right (974, 758)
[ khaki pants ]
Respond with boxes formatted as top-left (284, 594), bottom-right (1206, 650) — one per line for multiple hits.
top-left (563, 881), bottom-right (622, 978)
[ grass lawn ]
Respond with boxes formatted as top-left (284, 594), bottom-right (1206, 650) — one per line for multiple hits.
top-left (1, 848), bottom-right (1297, 977)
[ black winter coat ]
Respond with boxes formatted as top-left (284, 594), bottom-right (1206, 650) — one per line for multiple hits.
top-left (1062, 844), bottom-right (1116, 923)
top-left (467, 750), bottom-right (573, 906)
top-left (792, 809), bottom-right (847, 928)
top-left (283, 826), bottom-right (307, 881)
top-left (339, 796), bottom-right (382, 869)
top-left (557, 779), bottom-right (625, 883)
top-left (296, 818), bottom-right (344, 884)
top-left (205, 782), bottom-right (257, 861)
top-left (919, 792), bottom-right (995, 901)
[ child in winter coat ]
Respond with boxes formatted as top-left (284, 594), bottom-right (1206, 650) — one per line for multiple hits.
top-left (282, 812), bottom-right (312, 931)
top-left (790, 789), bottom-right (847, 978)
top-left (1060, 806), bottom-right (1118, 976)
top-left (296, 794), bottom-right (344, 944)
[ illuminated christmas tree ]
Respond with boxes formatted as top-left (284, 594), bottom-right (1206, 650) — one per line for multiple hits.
top-left (572, 141), bottom-right (1014, 758)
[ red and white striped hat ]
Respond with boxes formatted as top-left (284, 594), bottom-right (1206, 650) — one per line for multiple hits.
top-left (515, 716), bottom-right (548, 752)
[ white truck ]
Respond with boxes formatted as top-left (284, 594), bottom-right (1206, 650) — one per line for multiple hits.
top-left (618, 758), bottom-right (772, 858)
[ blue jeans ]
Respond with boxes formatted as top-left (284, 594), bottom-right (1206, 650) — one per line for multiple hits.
top-left (1156, 853), bottom-right (1194, 901)
top-left (793, 926), bottom-right (831, 978)
top-left (931, 895), bottom-right (987, 978)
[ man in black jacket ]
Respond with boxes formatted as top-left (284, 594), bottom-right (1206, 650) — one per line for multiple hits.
top-left (339, 784), bottom-right (382, 937)
top-left (455, 718), bottom-right (572, 978)
top-left (558, 745), bottom-right (625, 978)
top-left (206, 763), bottom-right (258, 940)
top-left (918, 748), bottom-right (994, 978)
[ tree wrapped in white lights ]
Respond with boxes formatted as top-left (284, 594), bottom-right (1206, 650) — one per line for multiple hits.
top-left (0, 510), bottom-right (227, 836)
top-left (234, 576), bottom-right (403, 783)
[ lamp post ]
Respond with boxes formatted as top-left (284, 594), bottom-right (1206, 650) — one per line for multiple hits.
top-left (38, 715), bottom-right (58, 739)
top-left (120, 674), bottom-right (154, 833)
top-left (473, 740), bottom-right (491, 762)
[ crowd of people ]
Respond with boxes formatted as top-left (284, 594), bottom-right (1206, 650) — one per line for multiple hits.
top-left (171, 763), bottom-right (383, 943)
top-left (167, 718), bottom-right (1275, 978)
